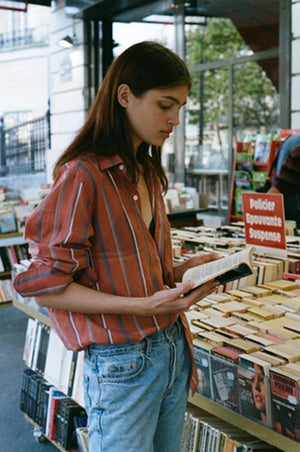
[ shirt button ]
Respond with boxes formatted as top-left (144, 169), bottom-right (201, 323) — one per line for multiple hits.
top-left (119, 164), bottom-right (124, 170)
top-left (133, 195), bottom-right (138, 201)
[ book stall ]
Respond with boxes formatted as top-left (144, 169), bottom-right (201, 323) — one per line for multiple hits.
top-left (173, 189), bottom-right (300, 451)
top-left (7, 135), bottom-right (300, 451)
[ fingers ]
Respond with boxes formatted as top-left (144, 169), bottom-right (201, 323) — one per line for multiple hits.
top-left (172, 279), bottom-right (218, 311)
top-left (189, 252), bottom-right (221, 267)
top-left (150, 279), bottom-right (219, 315)
top-left (183, 279), bottom-right (219, 305)
top-left (201, 252), bottom-right (221, 263)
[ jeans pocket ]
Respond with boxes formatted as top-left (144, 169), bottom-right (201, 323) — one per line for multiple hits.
top-left (85, 345), bottom-right (146, 383)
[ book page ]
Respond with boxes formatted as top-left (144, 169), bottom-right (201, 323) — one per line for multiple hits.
top-left (182, 246), bottom-right (256, 288)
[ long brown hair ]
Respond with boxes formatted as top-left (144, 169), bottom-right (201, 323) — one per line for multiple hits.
top-left (53, 41), bottom-right (191, 193)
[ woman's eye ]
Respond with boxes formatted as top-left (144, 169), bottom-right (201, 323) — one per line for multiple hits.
top-left (159, 103), bottom-right (171, 110)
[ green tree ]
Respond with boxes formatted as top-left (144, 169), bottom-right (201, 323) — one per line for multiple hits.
top-left (186, 18), bottom-right (279, 146)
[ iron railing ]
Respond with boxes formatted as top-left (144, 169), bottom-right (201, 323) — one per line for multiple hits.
top-left (0, 26), bottom-right (49, 51)
top-left (0, 112), bottom-right (50, 175)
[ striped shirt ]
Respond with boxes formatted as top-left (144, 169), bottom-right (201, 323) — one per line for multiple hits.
top-left (13, 153), bottom-right (198, 392)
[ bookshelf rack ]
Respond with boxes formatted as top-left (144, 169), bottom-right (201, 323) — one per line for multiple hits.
top-left (0, 232), bottom-right (26, 306)
top-left (189, 393), bottom-right (300, 452)
top-left (228, 140), bottom-right (280, 224)
top-left (24, 415), bottom-right (78, 451)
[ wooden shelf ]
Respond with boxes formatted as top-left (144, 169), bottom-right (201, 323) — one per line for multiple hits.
top-left (189, 393), bottom-right (300, 452)
top-left (0, 232), bottom-right (25, 247)
top-left (12, 299), bottom-right (52, 327)
top-left (0, 232), bottom-right (23, 239)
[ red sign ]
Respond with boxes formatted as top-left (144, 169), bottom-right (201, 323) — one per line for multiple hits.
top-left (280, 128), bottom-right (300, 140)
top-left (242, 192), bottom-right (286, 250)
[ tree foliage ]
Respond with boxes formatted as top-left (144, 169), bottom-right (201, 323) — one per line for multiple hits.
top-left (185, 18), bottom-right (279, 141)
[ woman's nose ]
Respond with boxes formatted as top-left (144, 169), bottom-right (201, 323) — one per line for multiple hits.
top-left (168, 111), bottom-right (180, 126)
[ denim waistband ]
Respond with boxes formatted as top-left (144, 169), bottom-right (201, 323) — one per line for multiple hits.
top-left (147, 316), bottom-right (183, 344)
top-left (86, 317), bottom-right (183, 357)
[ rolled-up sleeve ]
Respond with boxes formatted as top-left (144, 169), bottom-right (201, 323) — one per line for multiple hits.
top-left (13, 162), bottom-right (96, 297)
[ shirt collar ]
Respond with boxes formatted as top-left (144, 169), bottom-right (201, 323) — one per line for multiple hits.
top-left (98, 154), bottom-right (123, 170)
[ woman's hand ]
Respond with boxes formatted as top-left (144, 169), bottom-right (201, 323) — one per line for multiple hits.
top-left (173, 252), bottom-right (221, 282)
top-left (141, 278), bottom-right (219, 316)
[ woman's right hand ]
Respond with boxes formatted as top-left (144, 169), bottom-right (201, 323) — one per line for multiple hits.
top-left (142, 279), bottom-right (219, 316)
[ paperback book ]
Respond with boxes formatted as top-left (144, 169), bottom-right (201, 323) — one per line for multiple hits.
top-left (182, 246), bottom-right (256, 290)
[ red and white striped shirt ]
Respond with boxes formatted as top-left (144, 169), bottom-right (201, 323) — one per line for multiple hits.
top-left (13, 153), bottom-right (198, 391)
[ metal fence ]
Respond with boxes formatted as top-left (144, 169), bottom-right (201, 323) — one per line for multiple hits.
top-left (0, 112), bottom-right (50, 175)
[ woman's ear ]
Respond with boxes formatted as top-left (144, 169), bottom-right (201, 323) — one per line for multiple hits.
top-left (117, 84), bottom-right (130, 108)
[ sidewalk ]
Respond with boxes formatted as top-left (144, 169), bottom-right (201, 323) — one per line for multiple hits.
top-left (0, 305), bottom-right (56, 452)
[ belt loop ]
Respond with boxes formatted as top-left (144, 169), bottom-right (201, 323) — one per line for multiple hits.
top-left (145, 336), bottom-right (152, 355)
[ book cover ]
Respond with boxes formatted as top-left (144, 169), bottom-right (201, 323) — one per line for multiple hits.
top-left (265, 343), bottom-right (300, 363)
top-left (223, 323), bottom-right (256, 338)
top-left (236, 162), bottom-right (253, 177)
top-left (256, 256), bottom-right (284, 280)
top-left (71, 351), bottom-right (85, 407)
top-left (58, 348), bottom-right (76, 395)
top-left (0, 247), bottom-right (11, 271)
top-left (269, 366), bottom-right (300, 442)
top-left (210, 346), bottom-right (241, 412)
top-left (235, 188), bottom-right (250, 216)
top-left (253, 260), bottom-right (276, 284)
top-left (251, 171), bottom-right (267, 190)
top-left (223, 338), bottom-right (261, 354)
top-left (239, 285), bottom-right (272, 298)
top-left (23, 318), bottom-right (38, 367)
top-left (263, 279), bottom-right (299, 292)
top-left (198, 331), bottom-right (225, 346)
top-left (245, 333), bottom-right (279, 348)
top-left (35, 324), bottom-right (50, 375)
top-left (76, 427), bottom-right (89, 452)
top-left (236, 152), bottom-right (253, 163)
top-left (45, 387), bottom-right (66, 439)
top-left (253, 133), bottom-right (271, 163)
top-left (193, 339), bottom-right (214, 399)
top-left (289, 258), bottom-right (300, 275)
top-left (238, 354), bottom-right (272, 427)
top-left (38, 381), bottom-right (53, 432)
top-left (44, 328), bottom-right (66, 388)
top-left (214, 300), bottom-right (248, 316)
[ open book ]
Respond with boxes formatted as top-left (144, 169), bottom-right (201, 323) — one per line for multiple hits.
top-left (182, 246), bottom-right (256, 289)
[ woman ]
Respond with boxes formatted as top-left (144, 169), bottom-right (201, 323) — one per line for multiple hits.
top-left (250, 363), bottom-right (267, 425)
top-left (14, 41), bottom-right (219, 452)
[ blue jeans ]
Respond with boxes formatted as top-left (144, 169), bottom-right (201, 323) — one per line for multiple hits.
top-left (83, 318), bottom-right (191, 452)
